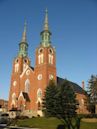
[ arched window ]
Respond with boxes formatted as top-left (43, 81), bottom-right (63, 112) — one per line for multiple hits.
top-left (12, 93), bottom-right (16, 106)
top-left (40, 54), bottom-right (43, 63)
top-left (38, 55), bottom-right (41, 64)
top-left (38, 54), bottom-right (44, 64)
top-left (49, 54), bottom-right (53, 64)
top-left (25, 79), bottom-right (30, 93)
top-left (15, 63), bottom-right (19, 72)
top-left (12, 93), bottom-right (16, 100)
top-left (37, 89), bottom-right (42, 110)
top-left (51, 55), bottom-right (53, 64)
top-left (37, 88), bottom-right (42, 98)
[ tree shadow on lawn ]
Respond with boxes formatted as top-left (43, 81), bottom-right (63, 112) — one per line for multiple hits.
top-left (57, 124), bottom-right (65, 129)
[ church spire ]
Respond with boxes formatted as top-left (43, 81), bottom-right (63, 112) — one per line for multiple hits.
top-left (44, 8), bottom-right (49, 31)
top-left (18, 21), bottom-right (28, 57)
top-left (21, 20), bottom-right (27, 42)
top-left (40, 9), bottom-right (51, 47)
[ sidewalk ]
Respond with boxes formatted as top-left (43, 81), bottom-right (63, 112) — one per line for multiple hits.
top-left (5, 126), bottom-right (39, 129)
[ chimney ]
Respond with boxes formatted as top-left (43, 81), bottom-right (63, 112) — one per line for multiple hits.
top-left (82, 81), bottom-right (85, 90)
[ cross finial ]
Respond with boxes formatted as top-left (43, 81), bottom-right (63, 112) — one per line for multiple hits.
top-left (24, 20), bottom-right (27, 32)
top-left (45, 8), bottom-right (48, 13)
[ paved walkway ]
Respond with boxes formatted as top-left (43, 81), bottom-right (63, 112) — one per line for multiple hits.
top-left (0, 124), bottom-right (40, 129)
top-left (10, 127), bottom-right (39, 129)
top-left (0, 124), bottom-right (39, 129)
top-left (3, 125), bottom-right (39, 129)
top-left (7, 127), bottom-right (39, 129)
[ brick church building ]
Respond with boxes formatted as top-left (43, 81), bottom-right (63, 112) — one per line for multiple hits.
top-left (8, 10), bottom-right (88, 116)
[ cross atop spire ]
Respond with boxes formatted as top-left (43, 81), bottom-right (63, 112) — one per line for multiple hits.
top-left (21, 20), bottom-right (27, 43)
top-left (44, 8), bottom-right (49, 31)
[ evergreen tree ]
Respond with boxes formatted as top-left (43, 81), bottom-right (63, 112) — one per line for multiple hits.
top-left (55, 80), bottom-right (80, 129)
top-left (42, 79), bottom-right (80, 129)
top-left (87, 75), bottom-right (97, 113)
top-left (55, 80), bottom-right (77, 119)
top-left (42, 79), bottom-right (57, 117)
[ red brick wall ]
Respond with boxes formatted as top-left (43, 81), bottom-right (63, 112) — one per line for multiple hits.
top-left (8, 45), bottom-right (88, 114)
top-left (76, 93), bottom-right (88, 114)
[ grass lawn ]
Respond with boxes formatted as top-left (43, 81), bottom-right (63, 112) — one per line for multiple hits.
top-left (80, 121), bottom-right (97, 129)
top-left (16, 117), bottom-right (97, 129)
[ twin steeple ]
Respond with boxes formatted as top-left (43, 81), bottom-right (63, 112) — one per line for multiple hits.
top-left (18, 9), bottom-right (51, 57)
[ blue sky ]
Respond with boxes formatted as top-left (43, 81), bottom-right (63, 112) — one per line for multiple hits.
top-left (0, 0), bottom-right (97, 100)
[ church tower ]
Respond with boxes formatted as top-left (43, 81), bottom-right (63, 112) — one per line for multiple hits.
top-left (34, 9), bottom-right (56, 111)
top-left (8, 22), bottom-right (31, 110)
top-left (8, 10), bottom-right (56, 115)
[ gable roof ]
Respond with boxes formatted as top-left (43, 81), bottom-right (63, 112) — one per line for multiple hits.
top-left (57, 76), bottom-right (85, 94)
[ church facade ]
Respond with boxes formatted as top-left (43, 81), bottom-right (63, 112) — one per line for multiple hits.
top-left (8, 10), bottom-right (88, 116)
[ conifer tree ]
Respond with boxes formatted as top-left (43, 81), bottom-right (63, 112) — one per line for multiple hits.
top-left (42, 79), bottom-right (57, 117)
top-left (42, 79), bottom-right (80, 129)
top-left (55, 80), bottom-right (77, 119)
top-left (87, 75), bottom-right (97, 113)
